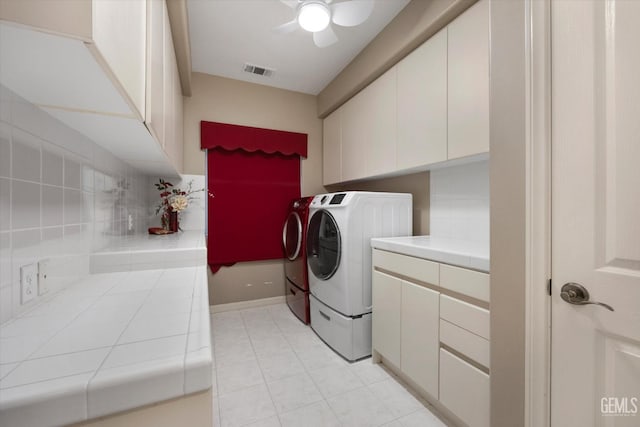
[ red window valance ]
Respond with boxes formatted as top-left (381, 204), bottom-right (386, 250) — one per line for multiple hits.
top-left (201, 121), bottom-right (307, 157)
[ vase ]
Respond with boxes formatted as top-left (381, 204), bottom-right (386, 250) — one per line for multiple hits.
top-left (161, 212), bottom-right (169, 230)
top-left (169, 210), bottom-right (179, 232)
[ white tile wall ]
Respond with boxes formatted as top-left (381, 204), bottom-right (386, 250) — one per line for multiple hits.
top-left (0, 84), bottom-right (150, 324)
top-left (430, 160), bottom-right (489, 244)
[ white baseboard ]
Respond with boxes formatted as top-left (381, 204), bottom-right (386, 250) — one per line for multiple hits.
top-left (210, 296), bottom-right (286, 313)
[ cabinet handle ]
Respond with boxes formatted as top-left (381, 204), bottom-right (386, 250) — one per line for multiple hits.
top-left (319, 310), bottom-right (331, 321)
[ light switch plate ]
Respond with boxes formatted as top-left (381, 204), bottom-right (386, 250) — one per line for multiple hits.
top-left (38, 259), bottom-right (50, 295)
top-left (20, 263), bottom-right (37, 304)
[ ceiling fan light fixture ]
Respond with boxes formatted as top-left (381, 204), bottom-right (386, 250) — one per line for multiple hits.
top-left (298, 2), bottom-right (331, 33)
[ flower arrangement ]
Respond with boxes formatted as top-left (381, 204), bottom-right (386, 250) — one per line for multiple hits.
top-left (154, 178), bottom-right (204, 231)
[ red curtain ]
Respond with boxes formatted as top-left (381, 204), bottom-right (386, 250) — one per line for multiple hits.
top-left (202, 121), bottom-right (306, 273)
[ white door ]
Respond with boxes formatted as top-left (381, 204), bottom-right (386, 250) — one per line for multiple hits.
top-left (551, 1), bottom-right (640, 426)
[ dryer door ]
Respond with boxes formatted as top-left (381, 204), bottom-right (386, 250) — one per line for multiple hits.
top-left (283, 211), bottom-right (302, 261)
top-left (306, 210), bottom-right (341, 280)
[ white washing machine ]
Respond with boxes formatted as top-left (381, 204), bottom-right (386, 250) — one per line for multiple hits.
top-left (306, 191), bottom-right (412, 361)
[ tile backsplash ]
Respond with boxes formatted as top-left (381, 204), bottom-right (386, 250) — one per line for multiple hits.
top-left (0, 85), bottom-right (150, 324)
top-left (430, 159), bottom-right (489, 244)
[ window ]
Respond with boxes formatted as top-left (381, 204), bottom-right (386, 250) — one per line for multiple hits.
top-left (201, 121), bottom-right (307, 272)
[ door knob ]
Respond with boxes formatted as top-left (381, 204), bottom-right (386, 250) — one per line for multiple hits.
top-left (560, 282), bottom-right (614, 312)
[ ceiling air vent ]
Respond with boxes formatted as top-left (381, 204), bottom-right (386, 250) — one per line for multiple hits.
top-left (243, 63), bottom-right (275, 77)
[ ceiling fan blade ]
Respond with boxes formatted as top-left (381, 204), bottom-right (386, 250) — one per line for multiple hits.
top-left (313, 25), bottom-right (338, 48)
top-left (273, 19), bottom-right (299, 35)
top-left (279, 0), bottom-right (299, 9)
top-left (331, 0), bottom-right (374, 27)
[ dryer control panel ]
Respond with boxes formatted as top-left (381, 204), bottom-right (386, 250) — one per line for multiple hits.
top-left (329, 193), bottom-right (346, 204)
top-left (313, 192), bottom-right (349, 207)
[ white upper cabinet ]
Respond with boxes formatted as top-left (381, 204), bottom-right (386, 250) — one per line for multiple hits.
top-left (92, 0), bottom-right (146, 119)
top-left (366, 67), bottom-right (397, 177)
top-left (0, 23), bottom-right (132, 116)
top-left (162, 2), bottom-right (184, 173)
top-left (147, 0), bottom-right (165, 147)
top-left (397, 28), bottom-right (447, 169)
top-left (322, 0), bottom-right (489, 185)
top-left (341, 87), bottom-right (369, 182)
top-left (323, 107), bottom-right (342, 185)
top-left (0, 0), bottom-right (183, 175)
top-left (340, 66), bottom-right (396, 182)
top-left (447, 0), bottom-right (490, 160)
top-left (171, 72), bottom-right (184, 173)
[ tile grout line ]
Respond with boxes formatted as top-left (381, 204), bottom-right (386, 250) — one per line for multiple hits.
top-left (276, 308), bottom-right (352, 426)
top-left (0, 272), bottom-right (130, 382)
top-left (238, 307), bottom-right (283, 427)
top-left (255, 305), bottom-right (341, 426)
top-left (0, 272), bottom-right (136, 403)
top-left (0, 369), bottom-right (99, 392)
top-left (212, 304), bottom-right (446, 427)
top-left (181, 268), bottom-right (198, 395)
top-left (83, 270), bottom-right (166, 416)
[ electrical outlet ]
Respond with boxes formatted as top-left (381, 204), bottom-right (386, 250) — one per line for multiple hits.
top-left (20, 263), bottom-right (37, 304)
top-left (38, 259), bottom-right (50, 295)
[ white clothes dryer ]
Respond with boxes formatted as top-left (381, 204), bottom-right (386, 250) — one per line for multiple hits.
top-left (306, 191), bottom-right (412, 361)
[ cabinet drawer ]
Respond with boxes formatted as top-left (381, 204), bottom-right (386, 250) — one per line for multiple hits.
top-left (440, 294), bottom-right (489, 339)
top-left (372, 249), bottom-right (439, 285)
top-left (440, 264), bottom-right (489, 302)
top-left (440, 319), bottom-right (490, 368)
top-left (440, 348), bottom-right (490, 427)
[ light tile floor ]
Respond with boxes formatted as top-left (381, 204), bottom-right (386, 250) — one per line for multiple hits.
top-left (210, 303), bottom-right (448, 427)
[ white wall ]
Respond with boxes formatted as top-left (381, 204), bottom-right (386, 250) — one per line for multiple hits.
top-left (0, 85), bottom-right (149, 324)
top-left (429, 159), bottom-right (489, 244)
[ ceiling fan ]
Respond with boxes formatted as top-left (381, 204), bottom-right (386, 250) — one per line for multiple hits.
top-left (274, 0), bottom-right (375, 48)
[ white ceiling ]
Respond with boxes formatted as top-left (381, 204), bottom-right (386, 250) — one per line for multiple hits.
top-left (187, 0), bottom-right (410, 95)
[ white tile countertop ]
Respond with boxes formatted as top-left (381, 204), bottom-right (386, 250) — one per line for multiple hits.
top-left (91, 230), bottom-right (206, 273)
top-left (0, 266), bottom-right (212, 426)
top-left (371, 236), bottom-right (490, 272)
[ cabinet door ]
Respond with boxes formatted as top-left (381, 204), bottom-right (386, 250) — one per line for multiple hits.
top-left (397, 29), bottom-right (447, 170)
top-left (163, 4), bottom-right (175, 153)
top-left (447, 0), bottom-right (489, 160)
top-left (92, 0), bottom-right (146, 118)
top-left (365, 67), bottom-right (397, 177)
top-left (172, 68), bottom-right (184, 173)
top-left (372, 271), bottom-right (401, 367)
top-left (322, 108), bottom-right (341, 185)
top-left (401, 280), bottom-right (439, 398)
top-left (146, 0), bottom-right (165, 147)
top-left (341, 90), bottom-right (368, 181)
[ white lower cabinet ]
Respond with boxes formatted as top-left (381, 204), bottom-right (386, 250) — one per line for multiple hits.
top-left (372, 248), bottom-right (490, 426)
top-left (372, 272), bottom-right (439, 398)
top-left (401, 280), bottom-right (439, 398)
top-left (440, 348), bottom-right (490, 427)
top-left (371, 271), bottom-right (401, 367)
